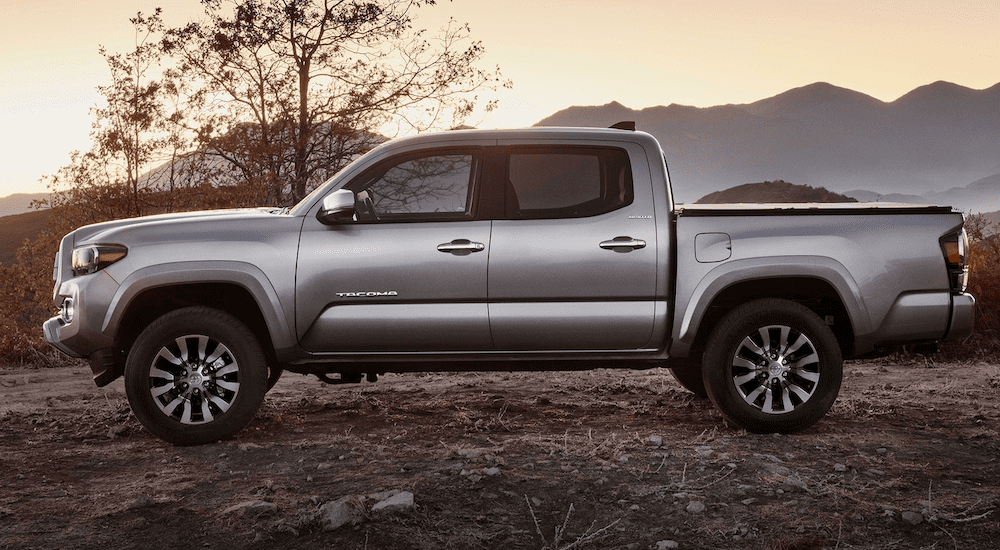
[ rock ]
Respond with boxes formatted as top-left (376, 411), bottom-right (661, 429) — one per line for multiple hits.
top-left (222, 500), bottom-right (278, 517)
top-left (484, 467), bottom-right (501, 476)
top-left (129, 495), bottom-right (155, 509)
top-left (686, 500), bottom-right (706, 513)
top-left (834, 463), bottom-right (848, 472)
top-left (647, 435), bottom-right (663, 447)
top-left (761, 463), bottom-right (791, 476)
top-left (901, 511), bottom-right (924, 526)
top-left (108, 425), bottom-right (128, 440)
top-left (370, 490), bottom-right (401, 502)
top-left (656, 540), bottom-right (680, 549)
top-left (371, 491), bottom-right (414, 513)
top-left (458, 449), bottom-right (483, 460)
top-left (783, 476), bottom-right (809, 492)
top-left (319, 497), bottom-right (364, 531)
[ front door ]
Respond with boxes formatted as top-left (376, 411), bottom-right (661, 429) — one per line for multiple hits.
top-left (297, 148), bottom-right (492, 352)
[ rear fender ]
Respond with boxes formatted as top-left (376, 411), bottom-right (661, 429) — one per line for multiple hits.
top-left (670, 256), bottom-right (869, 356)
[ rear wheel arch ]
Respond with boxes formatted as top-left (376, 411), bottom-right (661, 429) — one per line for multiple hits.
top-left (687, 276), bottom-right (855, 360)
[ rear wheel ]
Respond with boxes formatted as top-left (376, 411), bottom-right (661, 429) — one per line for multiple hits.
top-left (124, 307), bottom-right (268, 445)
top-left (702, 299), bottom-right (842, 433)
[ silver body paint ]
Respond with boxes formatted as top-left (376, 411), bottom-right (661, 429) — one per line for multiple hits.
top-left (42, 127), bottom-right (975, 386)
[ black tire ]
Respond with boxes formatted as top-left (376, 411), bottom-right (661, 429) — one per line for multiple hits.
top-left (124, 307), bottom-right (268, 445)
top-left (669, 360), bottom-right (708, 397)
top-left (702, 299), bottom-right (842, 433)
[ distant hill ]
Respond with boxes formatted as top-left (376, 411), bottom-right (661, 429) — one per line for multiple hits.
top-left (983, 210), bottom-right (1000, 228)
top-left (0, 208), bottom-right (52, 266)
top-left (0, 193), bottom-right (48, 217)
top-left (696, 180), bottom-right (857, 204)
top-left (842, 189), bottom-right (931, 204)
top-left (921, 173), bottom-right (1000, 213)
top-left (537, 81), bottom-right (1000, 207)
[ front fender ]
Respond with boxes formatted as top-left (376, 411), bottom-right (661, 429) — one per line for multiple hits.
top-left (104, 261), bottom-right (296, 353)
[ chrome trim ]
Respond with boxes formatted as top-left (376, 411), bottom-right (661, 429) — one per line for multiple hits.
top-left (437, 240), bottom-right (486, 253)
top-left (599, 238), bottom-right (646, 250)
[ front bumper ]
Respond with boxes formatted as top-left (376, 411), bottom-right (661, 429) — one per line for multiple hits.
top-left (42, 271), bottom-right (121, 385)
top-left (43, 316), bottom-right (85, 358)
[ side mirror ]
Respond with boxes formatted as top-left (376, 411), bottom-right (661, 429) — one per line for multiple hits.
top-left (316, 189), bottom-right (357, 225)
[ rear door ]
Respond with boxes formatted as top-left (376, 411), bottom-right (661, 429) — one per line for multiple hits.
top-left (487, 140), bottom-right (659, 350)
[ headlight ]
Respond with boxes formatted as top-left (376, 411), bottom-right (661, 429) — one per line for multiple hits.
top-left (72, 244), bottom-right (128, 276)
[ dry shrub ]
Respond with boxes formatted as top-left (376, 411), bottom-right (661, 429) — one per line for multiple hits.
top-left (952, 213), bottom-right (1000, 360)
top-left (966, 216), bottom-right (1000, 336)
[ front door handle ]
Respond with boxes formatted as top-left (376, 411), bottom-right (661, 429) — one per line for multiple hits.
top-left (600, 236), bottom-right (647, 251)
top-left (437, 239), bottom-right (486, 255)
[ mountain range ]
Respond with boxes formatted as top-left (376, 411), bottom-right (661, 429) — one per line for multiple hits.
top-left (537, 81), bottom-right (1000, 210)
top-left (4, 80), bottom-right (999, 217)
top-left (0, 193), bottom-right (48, 218)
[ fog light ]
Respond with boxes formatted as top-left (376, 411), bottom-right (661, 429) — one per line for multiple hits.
top-left (60, 298), bottom-right (75, 324)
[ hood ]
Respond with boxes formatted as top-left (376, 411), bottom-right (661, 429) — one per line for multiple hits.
top-left (70, 208), bottom-right (287, 247)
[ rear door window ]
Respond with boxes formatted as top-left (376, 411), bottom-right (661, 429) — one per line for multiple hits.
top-left (504, 147), bottom-right (633, 219)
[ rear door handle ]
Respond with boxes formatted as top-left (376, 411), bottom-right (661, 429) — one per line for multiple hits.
top-left (437, 239), bottom-right (486, 255)
top-left (600, 236), bottom-right (647, 251)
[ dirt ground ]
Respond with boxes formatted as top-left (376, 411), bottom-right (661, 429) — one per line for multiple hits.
top-left (1, 358), bottom-right (998, 550)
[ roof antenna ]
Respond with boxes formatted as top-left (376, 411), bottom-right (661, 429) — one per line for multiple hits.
top-left (610, 121), bottom-right (636, 131)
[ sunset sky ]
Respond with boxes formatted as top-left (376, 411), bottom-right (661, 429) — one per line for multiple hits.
top-left (2, 0), bottom-right (998, 197)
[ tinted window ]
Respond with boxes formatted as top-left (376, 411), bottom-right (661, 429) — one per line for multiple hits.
top-left (506, 147), bottom-right (633, 219)
top-left (350, 151), bottom-right (479, 221)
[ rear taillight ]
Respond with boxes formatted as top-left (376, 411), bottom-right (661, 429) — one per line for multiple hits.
top-left (940, 228), bottom-right (969, 293)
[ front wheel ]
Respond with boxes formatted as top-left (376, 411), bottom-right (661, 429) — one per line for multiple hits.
top-left (702, 299), bottom-right (842, 433)
top-left (124, 307), bottom-right (268, 445)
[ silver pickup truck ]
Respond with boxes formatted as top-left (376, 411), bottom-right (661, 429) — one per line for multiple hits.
top-left (43, 125), bottom-right (976, 444)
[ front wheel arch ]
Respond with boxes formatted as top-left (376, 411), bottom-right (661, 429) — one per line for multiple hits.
top-left (113, 283), bottom-right (281, 387)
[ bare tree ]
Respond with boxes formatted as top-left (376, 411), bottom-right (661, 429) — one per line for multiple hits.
top-left (88, 9), bottom-right (173, 217)
top-left (163, 0), bottom-right (507, 204)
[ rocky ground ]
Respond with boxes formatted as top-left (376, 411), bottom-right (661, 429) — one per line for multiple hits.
top-left (1, 358), bottom-right (998, 549)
